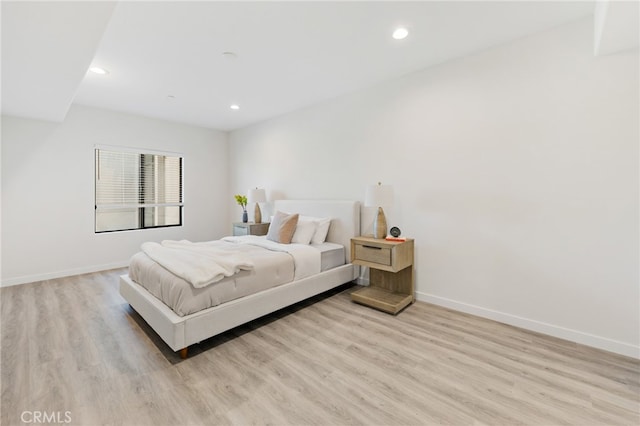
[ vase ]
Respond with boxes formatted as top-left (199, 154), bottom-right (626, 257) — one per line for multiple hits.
top-left (242, 210), bottom-right (248, 223)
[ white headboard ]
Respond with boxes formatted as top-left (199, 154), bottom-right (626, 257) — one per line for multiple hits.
top-left (273, 200), bottom-right (360, 263)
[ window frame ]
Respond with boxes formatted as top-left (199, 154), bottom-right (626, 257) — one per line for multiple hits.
top-left (94, 145), bottom-right (184, 233)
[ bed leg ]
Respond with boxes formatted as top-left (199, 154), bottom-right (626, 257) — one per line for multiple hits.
top-left (179, 347), bottom-right (188, 359)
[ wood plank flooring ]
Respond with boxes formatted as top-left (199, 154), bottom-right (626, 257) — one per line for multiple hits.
top-left (1, 268), bottom-right (639, 425)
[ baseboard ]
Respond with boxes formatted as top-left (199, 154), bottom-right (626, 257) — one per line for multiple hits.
top-left (417, 291), bottom-right (640, 360)
top-left (1, 261), bottom-right (129, 287)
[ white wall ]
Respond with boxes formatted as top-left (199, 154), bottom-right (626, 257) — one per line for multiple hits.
top-left (229, 19), bottom-right (639, 357)
top-left (1, 104), bottom-right (229, 285)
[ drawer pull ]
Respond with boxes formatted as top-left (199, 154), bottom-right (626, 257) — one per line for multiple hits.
top-left (362, 245), bottom-right (381, 250)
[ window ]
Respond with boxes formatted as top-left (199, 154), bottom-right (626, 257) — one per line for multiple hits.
top-left (95, 148), bottom-right (183, 233)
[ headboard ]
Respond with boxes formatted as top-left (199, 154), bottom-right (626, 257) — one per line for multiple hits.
top-left (273, 200), bottom-right (360, 263)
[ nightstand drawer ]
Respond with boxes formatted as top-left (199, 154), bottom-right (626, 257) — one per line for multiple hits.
top-left (232, 222), bottom-right (269, 236)
top-left (354, 243), bottom-right (391, 266)
top-left (233, 225), bottom-right (249, 236)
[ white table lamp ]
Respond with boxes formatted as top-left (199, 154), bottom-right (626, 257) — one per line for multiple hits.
top-left (247, 188), bottom-right (267, 223)
top-left (365, 182), bottom-right (393, 239)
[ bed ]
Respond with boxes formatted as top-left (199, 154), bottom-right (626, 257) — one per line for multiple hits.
top-left (119, 200), bottom-right (360, 358)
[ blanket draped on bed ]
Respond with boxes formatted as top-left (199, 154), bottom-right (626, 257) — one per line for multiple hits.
top-left (141, 240), bottom-right (254, 288)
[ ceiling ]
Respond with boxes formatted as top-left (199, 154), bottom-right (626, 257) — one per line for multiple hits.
top-left (2, 1), bottom-right (636, 132)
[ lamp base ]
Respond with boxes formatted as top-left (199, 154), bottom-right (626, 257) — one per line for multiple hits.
top-left (254, 203), bottom-right (262, 224)
top-left (373, 207), bottom-right (387, 239)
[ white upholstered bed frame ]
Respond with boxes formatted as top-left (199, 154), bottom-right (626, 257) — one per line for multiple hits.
top-left (119, 200), bottom-right (360, 358)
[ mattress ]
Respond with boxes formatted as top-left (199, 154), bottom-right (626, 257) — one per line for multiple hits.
top-left (312, 242), bottom-right (345, 271)
top-left (128, 240), bottom-right (345, 317)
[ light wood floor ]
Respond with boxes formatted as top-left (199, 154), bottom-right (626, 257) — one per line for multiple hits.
top-left (1, 268), bottom-right (639, 425)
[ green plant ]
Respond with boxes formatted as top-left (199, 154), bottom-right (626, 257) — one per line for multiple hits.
top-left (234, 194), bottom-right (248, 211)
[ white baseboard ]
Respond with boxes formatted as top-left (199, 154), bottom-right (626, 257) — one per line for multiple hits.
top-left (1, 261), bottom-right (129, 287)
top-left (417, 291), bottom-right (640, 360)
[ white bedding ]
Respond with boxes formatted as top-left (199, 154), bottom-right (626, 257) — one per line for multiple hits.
top-left (221, 235), bottom-right (320, 280)
top-left (129, 236), bottom-right (338, 317)
top-left (141, 240), bottom-right (255, 288)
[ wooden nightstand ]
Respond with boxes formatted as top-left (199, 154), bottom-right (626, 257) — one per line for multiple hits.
top-left (350, 236), bottom-right (415, 314)
top-left (232, 222), bottom-right (269, 236)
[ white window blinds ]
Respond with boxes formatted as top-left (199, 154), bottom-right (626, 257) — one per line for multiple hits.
top-left (95, 148), bottom-right (183, 232)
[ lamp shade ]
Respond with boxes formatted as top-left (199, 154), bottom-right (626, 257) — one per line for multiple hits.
top-left (247, 188), bottom-right (266, 203)
top-left (364, 183), bottom-right (393, 208)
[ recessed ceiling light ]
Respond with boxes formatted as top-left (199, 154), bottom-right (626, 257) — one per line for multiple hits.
top-left (392, 27), bottom-right (409, 40)
top-left (230, 104), bottom-right (240, 110)
top-left (89, 66), bottom-right (109, 75)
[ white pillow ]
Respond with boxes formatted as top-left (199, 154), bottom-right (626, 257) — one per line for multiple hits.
top-left (291, 219), bottom-right (317, 245)
top-left (312, 217), bottom-right (331, 244)
top-left (299, 215), bottom-right (331, 244)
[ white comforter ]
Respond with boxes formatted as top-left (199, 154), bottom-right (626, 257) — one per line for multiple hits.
top-left (222, 235), bottom-right (320, 281)
top-left (141, 236), bottom-right (321, 289)
top-left (141, 240), bottom-right (255, 288)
